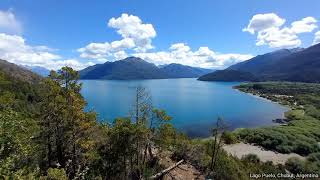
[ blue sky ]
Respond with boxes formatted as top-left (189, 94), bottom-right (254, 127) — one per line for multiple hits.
top-left (0, 0), bottom-right (320, 70)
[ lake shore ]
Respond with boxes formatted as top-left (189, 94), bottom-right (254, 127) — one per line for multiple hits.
top-left (223, 142), bottom-right (305, 165)
top-left (232, 82), bottom-right (320, 158)
top-left (233, 85), bottom-right (292, 110)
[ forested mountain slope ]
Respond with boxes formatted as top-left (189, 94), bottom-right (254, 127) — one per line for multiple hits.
top-left (199, 44), bottom-right (320, 83)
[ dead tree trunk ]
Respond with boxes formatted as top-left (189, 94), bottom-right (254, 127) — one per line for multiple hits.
top-left (149, 159), bottom-right (184, 179)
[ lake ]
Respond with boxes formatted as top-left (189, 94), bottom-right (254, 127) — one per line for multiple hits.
top-left (80, 78), bottom-right (288, 137)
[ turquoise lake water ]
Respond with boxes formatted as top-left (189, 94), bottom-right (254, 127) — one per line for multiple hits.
top-left (80, 78), bottom-right (288, 137)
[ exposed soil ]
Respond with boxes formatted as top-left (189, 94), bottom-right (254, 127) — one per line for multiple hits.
top-left (223, 142), bottom-right (305, 165)
top-left (156, 150), bottom-right (205, 180)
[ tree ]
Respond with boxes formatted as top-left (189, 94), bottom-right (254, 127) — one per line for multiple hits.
top-left (96, 118), bottom-right (136, 179)
top-left (131, 86), bottom-right (152, 125)
top-left (38, 67), bottom-right (98, 178)
top-left (0, 109), bottom-right (38, 177)
top-left (208, 117), bottom-right (228, 171)
top-left (38, 77), bottom-right (66, 172)
top-left (94, 86), bottom-right (172, 179)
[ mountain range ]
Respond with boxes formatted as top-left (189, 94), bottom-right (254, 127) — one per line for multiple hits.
top-left (0, 59), bottom-right (42, 83)
top-left (198, 43), bottom-right (320, 83)
top-left (3, 43), bottom-right (320, 83)
top-left (80, 57), bottom-right (213, 80)
top-left (22, 65), bottom-right (51, 77)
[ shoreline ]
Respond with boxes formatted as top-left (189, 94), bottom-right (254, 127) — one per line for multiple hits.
top-left (233, 86), bottom-right (291, 123)
top-left (233, 86), bottom-right (292, 109)
top-left (229, 82), bottom-right (320, 158)
top-left (232, 86), bottom-right (294, 118)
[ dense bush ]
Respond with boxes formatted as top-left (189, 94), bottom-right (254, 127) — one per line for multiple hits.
top-left (236, 82), bottom-right (320, 156)
top-left (46, 168), bottom-right (68, 180)
top-left (242, 154), bottom-right (260, 163)
top-left (222, 131), bottom-right (238, 144)
top-left (285, 157), bottom-right (305, 174)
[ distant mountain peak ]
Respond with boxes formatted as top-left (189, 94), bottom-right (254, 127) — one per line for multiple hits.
top-left (167, 63), bottom-right (182, 66)
top-left (0, 59), bottom-right (42, 83)
top-left (269, 47), bottom-right (304, 55)
top-left (199, 44), bottom-right (320, 83)
top-left (288, 47), bottom-right (304, 53)
top-left (80, 57), bottom-right (213, 80)
top-left (122, 56), bottom-right (144, 62)
top-left (22, 65), bottom-right (50, 77)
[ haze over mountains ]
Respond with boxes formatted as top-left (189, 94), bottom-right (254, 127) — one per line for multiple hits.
top-left (199, 43), bottom-right (320, 83)
top-left (0, 59), bottom-right (42, 83)
top-left (79, 57), bottom-right (213, 80)
top-left (2, 43), bottom-right (320, 83)
top-left (22, 65), bottom-right (50, 77)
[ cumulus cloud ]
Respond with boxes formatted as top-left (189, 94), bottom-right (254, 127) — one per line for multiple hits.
top-left (291, 17), bottom-right (317, 34)
top-left (0, 33), bottom-right (93, 70)
top-left (313, 31), bottom-right (320, 45)
top-left (78, 38), bottom-right (135, 59)
top-left (78, 14), bottom-right (253, 68)
top-left (113, 50), bottom-right (128, 60)
top-left (48, 59), bottom-right (94, 70)
top-left (78, 13), bottom-right (157, 61)
top-left (79, 39), bottom-right (253, 69)
top-left (244, 14), bottom-right (318, 48)
top-left (108, 13), bottom-right (156, 52)
top-left (243, 13), bottom-right (285, 34)
top-left (0, 9), bottom-right (22, 34)
top-left (256, 27), bottom-right (301, 48)
top-left (133, 43), bottom-right (253, 69)
top-left (78, 42), bottom-right (110, 59)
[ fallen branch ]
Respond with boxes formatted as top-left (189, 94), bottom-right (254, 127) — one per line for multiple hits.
top-left (177, 165), bottom-right (189, 171)
top-left (149, 159), bottom-right (184, 179)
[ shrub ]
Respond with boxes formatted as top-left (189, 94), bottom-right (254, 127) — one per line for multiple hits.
top-left (242, 154), bottom-right (260, 163)
top-left (222, 131), bottom-right (237, 144)
top-left (295, 141), bottom-right (313, 155)
top-left (285, 157), bottom-right (305, 174)
top-left (46, 168), bottom-right (68, 180)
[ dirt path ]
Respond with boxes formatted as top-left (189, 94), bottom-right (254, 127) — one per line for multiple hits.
top-left (223, 142), bottom-right (305, 165)
top-left (162, 163), bottom-right (205, 180)
top-left (156, 150), bottom-right (205, 180)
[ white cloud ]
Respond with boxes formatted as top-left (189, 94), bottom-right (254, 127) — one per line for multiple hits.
top-left (78, 14), bottom-right (253, 68)
top-left (78, 38), bottom-right (135, 60)
top-left (108, 13), bottom-right (156, 52)
top-left (78, 13), bottom-right (157, 60)
top-left (291, 17), bottom-right (317, 34)
top-left (0, 9), bottom-right (22, 34)
top-left (49, 59), bottom-right (94, 70)
top-left (0, 10), bottom-right (91, 70)
top-left (244, 14), bottom-right (318, 48)
top-left (313, 31), bottom-right (320, 45)
top-left (169, 43), bottom-right (191, 52)
top-left (113, 50), bottom-right (128, 60)
top-left (256, 27), bottom-right (301, 48)
top-left (78, 42), bottom-right (110, 59)
top-left (243, 13), bottom-right (285, 34)
top-left (133, 43), bottom-right (253, 69)
top-left (0, 33), bottom-right (92, 70)
top-left (110, 38), bottom-right (135, 51)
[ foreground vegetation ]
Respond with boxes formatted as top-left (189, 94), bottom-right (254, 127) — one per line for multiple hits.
top-left (235, 82), bottom-right (320, 173)
top-left (1, 67), bottom-right (319, 179)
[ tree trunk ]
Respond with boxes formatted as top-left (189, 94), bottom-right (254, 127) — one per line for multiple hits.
top-left (210, 130), bottom-right (217, 170)
top-left (212, 136), bottom-right (223, 170)
top-left (149, 160), bottom-right (184, 179)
